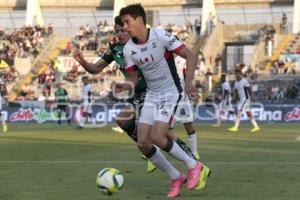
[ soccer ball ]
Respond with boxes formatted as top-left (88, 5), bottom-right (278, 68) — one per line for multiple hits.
top-left (96, 168), bottom-right (124, 195)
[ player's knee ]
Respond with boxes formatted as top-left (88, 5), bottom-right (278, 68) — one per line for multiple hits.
top-left (137, 140), bottom-right (151, 153)
top-left (247, 112), bottom-right (253, 118)
top-left (151, 134), bottom-right (164, 147)
top-left (184, 123), bottom-right (194, 134)
top-left (116, 118), bottom-right (126, 128)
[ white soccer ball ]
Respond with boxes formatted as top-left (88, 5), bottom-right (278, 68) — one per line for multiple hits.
top-left (96, 168), bottom-right (124, 195)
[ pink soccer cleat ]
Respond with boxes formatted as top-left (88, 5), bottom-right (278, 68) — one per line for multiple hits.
top-left (167, 173), bottom-right (187, 198)
top-left (187, 161), bottom-right (203, 190)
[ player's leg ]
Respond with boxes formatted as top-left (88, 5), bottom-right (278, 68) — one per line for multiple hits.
top-left (246, 111), bottom-right (260, 132)
top-left (229, 100), bottom-right (245, 132)
top-left (138, 122), bottom-right (186, 198)
top-left (174, 98), bottom-right (200, 159)
top-left (57, 105), bottom-right (62, 125)
top-left (166, 131), bottom-right (197, 160)
top-left (183, 122), bottom-right (200, 160)
top-left (63, 105), bottom-right (71, 125)
top-left (0, 111), bottom-right (7, 133)
top-left (151, 121), bottom-right (202, 191)
top-left (228, 110), bottom-right (240, 132)
top-left (78, 103), bottom-right (87, 127)
top-left (87, 104), bottom-right (96, 127)
top-left (213, 104), bottom-right (222, 127)
top-left (155, 94), bottom-right (203, 191)
top-left (139, 100), bottom-right (189, 197)
top-left (0, 102), bottom-right (7, 133)
top-left (115, 106), bottom-right (137, 140)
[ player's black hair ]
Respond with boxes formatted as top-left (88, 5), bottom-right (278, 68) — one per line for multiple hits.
top-left (114, 16), bottom-right (123, 26)
top-left (119, 4), bottom-right (146, 25)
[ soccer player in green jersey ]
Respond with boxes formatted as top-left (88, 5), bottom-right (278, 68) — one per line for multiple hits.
top-left (54, 82), bottom-right (71, 125)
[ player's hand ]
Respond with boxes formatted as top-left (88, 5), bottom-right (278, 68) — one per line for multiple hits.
top-left (72, 48), bottom-right (85, 64)
top-left (185, 81), bottom-right (199, 102)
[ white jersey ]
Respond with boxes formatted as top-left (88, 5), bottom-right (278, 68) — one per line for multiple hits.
top-left (175, 56), bottom-right (186, 84)
top-left (82, 84), bottom-right (93, 105)
top-left (234, 78), bottom-right (251, 101)
top-left (221, 81), bottom-right (232, 103)
top-left (124, 28), bottom-right (184, 95)
top-left (0, 78), bottom-right (3, 109)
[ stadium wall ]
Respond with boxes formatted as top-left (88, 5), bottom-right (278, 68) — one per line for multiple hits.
top-left (2, 104), bottom-right (300, 124)
top-left (0, 0), bottom-right (293, 10)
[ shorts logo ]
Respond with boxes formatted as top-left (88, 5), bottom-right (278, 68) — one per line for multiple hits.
top-left (168, 38), bottom-right (176, 46)
top-left (161, 109), bottom-right (168, 116)
top-left (131, 51), bottom-right (137, 55)
top-left (180, 108), bottom-right (186, 115)
top-left (152, 42), bottom-right (157, 48)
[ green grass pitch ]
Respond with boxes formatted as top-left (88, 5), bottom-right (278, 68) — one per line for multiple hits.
top-left (0, 123), bottom-right (300, 200)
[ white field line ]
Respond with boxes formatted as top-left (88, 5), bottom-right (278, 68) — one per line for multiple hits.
top-left (296, 136), bottom-right (300, 141)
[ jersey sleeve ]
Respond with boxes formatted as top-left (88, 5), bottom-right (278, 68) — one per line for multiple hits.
top-left (123, 44), bottom-right (138, 72)
top-left (234, 82), bottom-right (238, 90)
top-left (224, 82), bottom-right (230, 91)
top-left (88, 85), bottom-right (93, 92)
top-left (156, 29), bottom-right (185, 54)
top-left (242, 79), bottom-right (250, 88)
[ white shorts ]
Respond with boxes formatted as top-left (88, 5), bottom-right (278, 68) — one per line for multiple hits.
top-left (237, 99), bottom-right (251, 112)
top-left (139, 93), bottom-right (181, 126)
top-left (220, 100), bottom-right (234, 112)
top-left (175, 94), bottom-right (194, 123)
top-left (83, 103), bottom-right (93, 114)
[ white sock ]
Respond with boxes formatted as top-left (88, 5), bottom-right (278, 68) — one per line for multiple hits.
top-left (153, 145), bottom-right (161, 151)
top-left (1, 117), bottom-right (5, 125)
top-left (169, 141), bottom-right (197, 169)
top-left (149, 150), bottom-right (180, 180)
top-left (216, 110), bottom-right (221, 125)
top-left (91, 117), bottom-right (96, 126)
top-left (187, 132), bottom-right (198, 155)
top-left (251, 118), bottom-right (258, 128)
top-left (234, 115), bottom-right (240, 128)
top-left (80, 117), bottom-right (86, 127)
top-left (216, 115), bottom-right (221, 125)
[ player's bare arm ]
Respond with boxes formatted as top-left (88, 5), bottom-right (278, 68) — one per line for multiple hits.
top-left (72, 48), bottom-right (108, 74)
top-left (246, 86), bottom-right (254, 101)
top-left (111, 70), bottom-right (138, 93)
top-left (175, 46), bottom-right (198, 100)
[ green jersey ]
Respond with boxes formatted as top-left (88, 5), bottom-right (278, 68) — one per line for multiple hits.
top-left (102, 43), bottom-right (147, 95)
top-left (55, 88), bottom-right (68, 103)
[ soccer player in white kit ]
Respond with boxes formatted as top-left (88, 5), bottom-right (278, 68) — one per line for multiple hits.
top-left (0, 77), bottom-right (7, 133)
top-left (116, 4), bottom-right (206, 198)
top-left (78, 76), bottom-right (96, 128)
top-left (213, 74), bottom-right (235, 127)
top-left (175, 56), bottom-right (200, 160)
top-left (228, 70), bottom-right (260, 133)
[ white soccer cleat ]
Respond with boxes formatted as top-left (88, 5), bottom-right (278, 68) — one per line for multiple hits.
top-left (112, 126), bottom-right (124, 133)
